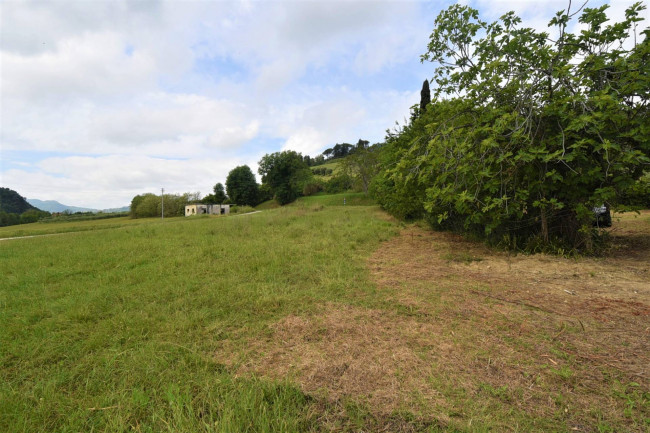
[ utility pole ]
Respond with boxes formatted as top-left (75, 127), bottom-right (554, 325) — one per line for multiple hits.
top-left (161, 188), bottom-right (164, 219)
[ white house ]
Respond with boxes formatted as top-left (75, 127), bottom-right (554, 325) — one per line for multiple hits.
top-left (185, 204), bottom-right (230, 216)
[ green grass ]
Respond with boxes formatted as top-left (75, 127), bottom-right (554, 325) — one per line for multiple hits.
top-left (0, 205), bottom-right (397, 432)
top-left (3, 203), bottom-right (647, 431)
top-left (311, 160), bottom-right (341, 181)
top-left (254, 199), bottom-right (281, 210)
top-left (256, 192), bottom-right (375, 211)
top-left (0, 216), bottom-right (157, 239)
top-left (316, 161), bottom-right (340, 172)
top-left (294, 192), bottom-right (376, 207)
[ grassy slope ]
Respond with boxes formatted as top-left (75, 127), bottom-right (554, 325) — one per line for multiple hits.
top-left (0, 204), bottom-right (397, 432)
top-left (256, 192), bottom-right (373, 211)
top-left (311, 160), bottom-right (341, 181)
top-left (315, 160), bottom-right (340, 172)
top-left (294, 192), bottom-right (375, 207)
top-left (254, 200), bottom-right (281, 211)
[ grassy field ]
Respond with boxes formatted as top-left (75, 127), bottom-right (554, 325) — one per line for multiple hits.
top-left (0, 216), bottom-right (154, 239)
top-left (0, 202), bottom-right (398, 432)
top-left (311, 160), bottom-right (341, 181)
top-left (292, 192), bottom-right (376, 207)
top-left (1, 202), bottom-right (648, 432)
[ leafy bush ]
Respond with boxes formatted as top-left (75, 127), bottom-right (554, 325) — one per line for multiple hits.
top-left (0, 211), bottom-right (20, 227)
top-left (324, 173), bottom-right (354, 194)
top-left (19, 209), bottom-right (51, 224)
top-left (620, 173), bottom-right (650, 208)
top-left (302, 181), bottom-right (324, 196)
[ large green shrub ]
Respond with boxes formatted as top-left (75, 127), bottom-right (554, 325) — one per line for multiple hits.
top-left (374, 3), bottom-right (649, 252)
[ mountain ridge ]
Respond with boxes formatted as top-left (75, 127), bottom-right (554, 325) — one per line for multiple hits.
top-left (27, 198), bottom-right (129, 213)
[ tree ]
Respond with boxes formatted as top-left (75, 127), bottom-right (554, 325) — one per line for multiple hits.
top-left (332, 143), bottom-right (354, 158)
top-left (129, 192), bottom-right (198, 218)
top-left (0, 187), bottom-right (38, 214)
top-left (0, 211), bottom-right (20, 227)
top-left (355, 139), bottom-right (369, 151)
top-left (258, 151), bottom-right (312, 205)
top-left (374, 3), bottom-right (649, 252)
top-left (20, 209), bottom-right (49, 224)
top-left (226, 165), bottom-right (259, 206)
top-left (213, 183), bottom-right (227, 203)
top-left (419, 79), bottom-right (430, 114)
top-left (312, 154), bottom-right (325, 165)
top-left (341, 141), bottom-right (380, 194)
top-left (129, 194), bottom-right (151, 218)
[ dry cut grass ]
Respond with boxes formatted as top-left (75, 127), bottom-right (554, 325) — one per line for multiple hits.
top-left (218, 211), bottom-right (650, 432)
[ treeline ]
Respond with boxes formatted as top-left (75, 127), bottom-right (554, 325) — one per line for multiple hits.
top-left (130, 192), bottom-right (201, 218)
top-left (129, 141), bottom-right (382, 217)
top-left (0, 209), bottom-right (51, 227)
top-left (370, 3), bottom-right (649, 253)
top-left (302, 139), bottom-right (372, 167)
top-left (0, 187), bottom-right (51, 227)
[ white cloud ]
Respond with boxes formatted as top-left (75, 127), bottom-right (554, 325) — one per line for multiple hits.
top-left (282, 127), bottom-right (331, 156)
top-left (2, 31), bottom-right (156, 101)
top-left (3, 153), bottom-right (254, 209)
top-left (3, 92), bottom-right (260, 157)
top-left (6, 0), bottom-right (643, 209)
top-left (194, 0), bottom-right (427, 92)
top-left (274, 86), bottom-right (419, 152)
top-left (469, 0), bottom-right (649, 35)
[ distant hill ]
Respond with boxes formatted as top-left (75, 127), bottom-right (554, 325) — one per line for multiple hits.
top-left (27, 199), bottom-right (96, 213)
top-left (0, 187), bottom-right (39, 214)
top-left (26, 199), bottom-right (129, 214)
top-left (101, 206), bottom-right (130, 213)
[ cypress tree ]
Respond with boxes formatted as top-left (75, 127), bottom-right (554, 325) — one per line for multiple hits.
top-left (419, 79), bottom-right (431, 114)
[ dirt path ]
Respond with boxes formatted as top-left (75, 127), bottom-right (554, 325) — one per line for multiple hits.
top-left (0, 232), bottom-right (72, 242)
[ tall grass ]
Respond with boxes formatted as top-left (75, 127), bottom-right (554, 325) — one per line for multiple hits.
top-left (294, 192), bottom-right (375, 207)
top-left (0, 206), bottom-right (397, 432)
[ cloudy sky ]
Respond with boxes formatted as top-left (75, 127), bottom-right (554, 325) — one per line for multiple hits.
top-left (1, 0), bottom-right (647, 209)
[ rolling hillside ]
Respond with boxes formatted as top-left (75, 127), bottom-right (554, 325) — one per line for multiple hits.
top-left (0, 187), bottom-right (39, 213)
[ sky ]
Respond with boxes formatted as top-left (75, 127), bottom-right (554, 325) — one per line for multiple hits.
top-left (1, 0), bottom-right (647, 209)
